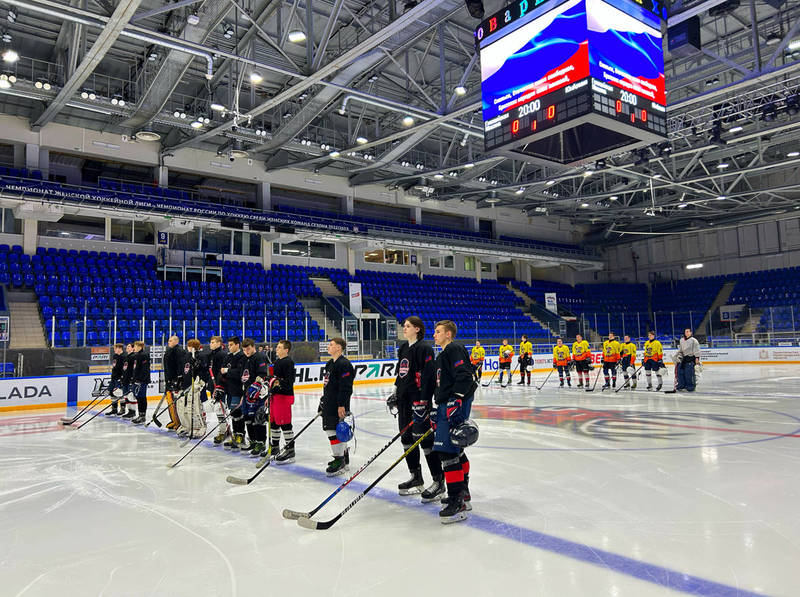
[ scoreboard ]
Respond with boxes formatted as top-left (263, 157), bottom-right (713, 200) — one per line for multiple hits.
top-left (476, 0), bottom-right (667, 164)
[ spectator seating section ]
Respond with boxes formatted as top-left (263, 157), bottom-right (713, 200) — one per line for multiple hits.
top-left (22, 248), bottom-right (325, 347)
top-left (757, 305), bottom-right (798, 332)
top-left (728, 266), bottom-right (800, 309)
top-left (651, 276), bottom-right (728, 335)
top-left (0, 168), bottom-right (593, 260)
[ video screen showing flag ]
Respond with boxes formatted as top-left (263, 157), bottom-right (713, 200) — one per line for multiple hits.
top-left (587, 0), bottom-right (665, 106)
top-left (479, 0), bottom-right (588, 126)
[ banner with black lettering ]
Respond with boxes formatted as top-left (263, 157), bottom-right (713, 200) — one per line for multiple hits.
top-left (0, 377), bottom-right (67, 408)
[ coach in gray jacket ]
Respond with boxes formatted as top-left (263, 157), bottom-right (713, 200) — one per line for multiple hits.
top-left (675, 328), bottom-right (702, 392)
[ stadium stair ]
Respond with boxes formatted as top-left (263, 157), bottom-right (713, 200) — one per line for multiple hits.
top-left (8, 296), bottom-right (47, 349)
top-left (739, 310), bottom-right (762, 334)
top-left (697, 280), bottom-right (737, 337)
top-left (507, 283), bottom-right (557, 334)
top-left (299, 298), bottom-right (338, 338)
top-left (310, 276), bottom-right (344, 298)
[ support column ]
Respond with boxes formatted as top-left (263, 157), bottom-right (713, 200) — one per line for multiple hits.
top-left (468, 215), bottom-right (479, 232)
top-left (25, 143), bottom-right (41, 172)
top-left (342, 193), bottom-right (354, 215)
top-left (410, 206), bottom-right (422, 225)
top-left (156, 165), bottom-right (169, 187)
top-left (39, 149), bottom-right (50, 179)
top-left (257, 181), bottom-right (272, 212)
top-left (476, 259), bottom-right (482, 283)
top-left (104, 217), bottom-right (111, 241)
top-left (261, 236), bottom-right (272, 270)
top-left (346, 246), bottom-right (356, 275)
top-left (13, 144), bottom-right (24, 168)
top-left (22, 219), bottom-right (37, 255)
top-left (513, 259), bottom-right (531, 284)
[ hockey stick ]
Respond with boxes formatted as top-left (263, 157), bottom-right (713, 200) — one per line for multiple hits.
top-left (297, 428), bottom-right (433, 530)
top-left (615, 365), bottom-right (644, 393)
top-left (535, 369), bottom-right (555, 391)
top-left (480, 367), bottom-right (498, 387)
top-left (501, 364), bottom-right (519, 388)
top-left (145, 391), bottom-right (169, 428)
top-left (147, 390), bottom-right (177, 428)
top-left (167, 419), bottom-right (227, 468)
top-left (59, 395), bottom-right (103, 425)
top-left (282, 419), bottom-right (414, 521)
top-left (226, 412), bottom-right (320, 485)
top-left (64, 402), bottom-right (115, 430)
top-left (585, 366), bottom-right (603, 392)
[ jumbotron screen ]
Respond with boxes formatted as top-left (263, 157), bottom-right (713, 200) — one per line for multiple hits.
top-left (477, 0), bottom-right (666, 154)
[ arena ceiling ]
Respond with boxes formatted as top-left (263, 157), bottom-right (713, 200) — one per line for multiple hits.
top-left (0, 0), bottom-right (798, 244)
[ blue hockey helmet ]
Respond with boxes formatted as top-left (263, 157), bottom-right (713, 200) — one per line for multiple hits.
top-left (336, 414), bottom-right (354, 442)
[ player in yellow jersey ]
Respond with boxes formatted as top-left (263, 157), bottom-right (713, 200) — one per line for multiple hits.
top-left (620, 334), bottom-right (638, 389)
top-left (552, 338), bottom-right (572, 387)
top-left (470, 341), bottom-right (485, 378)
top-left (601, 332), bottom-right (622, 390)
top-left (642, 331), bottom-right (666, 391)
top-left (497, 339), bottom-right (514, 387)
top-left (516, 334), bottom-right (534, 386)
top-left (571, 334), bottom-right (591, 388)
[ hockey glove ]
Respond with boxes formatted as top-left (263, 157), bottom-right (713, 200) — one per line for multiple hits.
top-left (132, 383), bottom-right (142, 397)
top-left (212, 385), bottom-right (225, 402)
top-left (230, 406), bottom-right (243, 420)
top-left (552, 362), bottom-right (558, 369)
top-left (386, 390), bottom-right (398, 417)
top-left (429, 405), bottom-right (438, 430)
top-left (411, 400), bottom-right (429, 424)
top-left (445, 397), bottom-right (465, 426)
top-left (255, 405), bottom-right (268, 425)
top-left (246, 381), bottom-right (263, 403)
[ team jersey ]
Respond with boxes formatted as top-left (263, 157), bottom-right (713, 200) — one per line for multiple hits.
top-left (572, 340), bottom-right (590, 361)
top-left (470, 345), bottom-right (485, 364)
top-left (643, 339), bottom-right (663, 361)
top-left (602, 339), bottom-right (622, 362)
top-left (434, 342), bottom-right (476, 405)
top-left (621, 342), bottom-right (637, 363)
top-left (552, 345), bottom-right (571, 365)
top-left (395, 340), bottom-right (435, 401)
top-left (519, 341), bottom-right (533, 357)
top-left (272, 356), bottom-right (296, 396)
top-left (499, 345), bottom-right (514, 363)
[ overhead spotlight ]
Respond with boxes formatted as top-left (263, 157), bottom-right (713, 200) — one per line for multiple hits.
top-left (203, 116), bottom-right (210, 124)
top-left (464, 162), bottom-right (474, 169)
top-left (179, 111), bottom-right (186, 119)
top-left (729, 125), bottom-right (743, 133)
top-left (652, 173), bottom-right (663, 179)
top-left (0, 73), bottom-right (12, 89)
top-left (465, 0), bottom-right (485, 19)
top-left (111, 94), bottom-right (124, 105)
top-left (82, 90), bottom-right (89, 99)
top-left (448, 171), bottom-right (458, 177)
top-left (766, 34), bottom-right (781, 46)
top-left (402, 115), bottom-right (415, 127)
top-left (210, 101), bottom-right (225, 112)
top-left (329, 150), bottom-right (340, 158)
top-left (716, 195), bottom-right (726, 200)
top-left (478, 176), bottom-right (487, 182)
top-left (135, 125), bottom-right (161, 141)
top-left (356, 136), bottom-right (368, 144)
top-left (287, 30), bottom-right (306, 43)
top-left (545, 179), bottom-right (556, 185)
top-left (583, 170), bottom-right (593, 177)
top-left (190, 119), bottom-right (203, 129)
top-left (515, 187), bottom-right (525, 195)
top-left (490, 179), bottom-right (498, 185)
top-left (298, 93), bottom-right (308, 101)
top-left (415, 163), bottom-right (424, 170)
top-left (249, 71), bottom-right (263, 84)
top-left (434, 173), bottom-right (444, 179)
top-left (454, 85), bottom-right (467, 96)
top-left (2, 48), bottom-right (18, 64)
top-left (716, 161), bottom-right (729, 169)
top-left (223, 25), bottom-right (234, 39)
top-left (7, 9), bottom-right (16, 23)
top-left (401, 161), bottom-right (411, 167)
top-left (148, 51), bottom-right (159, 61)
top-left (580, 202), bottom-right (590, 208)
top-left (609, 195), bottom-right (618, 201)
top-left (788, 39), bottom-right (800, 51)
top-left (173, 110), bottom-right (181, 118)
top-left (658, 142), bottom-right (672, 155)
top-left (368, 75), bottom-right (378, 83)
top-left (788, 151), bottom-right (800, 157)
top-left (283, 111), bottom-right (292, 119)
top-left (677, 203), bottom-right (688, 208)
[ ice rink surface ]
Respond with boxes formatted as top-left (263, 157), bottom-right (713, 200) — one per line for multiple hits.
top-left (1, 364), bottom-right (799, 597)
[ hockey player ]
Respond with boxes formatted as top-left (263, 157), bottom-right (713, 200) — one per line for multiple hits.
top-left (239, 338), bottom-right (270, 455)
top-left (105, 343), bottom-right (126, 416)
top-left (675, 328), bottom-right (701, 392)
top-left (178, 339), bottom-right (208, 438)
top-left (470, 341), bottom-right (485, 378)
top-left (221, 337), bottom-right (246, 450)
top-left (643, 331), bottom-right (665, 391)
top-left (119, 342), bottom-right (136, 419)
top-left (552, 338), bottom-right (571, 387)
top-left (572, 334), bottom-right (591, 388)
top-left (390, 316), bottom-right (444, 502)
top-left (497, 339), bottom-right (514, 386)
top-left (206, 336), bottom-right (229, 445)
top-left (620, 335), bottom-right (638, 389)
top-left (432, 320), bottom-right (478, 524)
top-left (517, 334), bottom-right (533, 385)
top-left (129, 341), bottom-right (151, 425)
top-left (270, 339), bottom-right (297, 464)
top-left (601, 332), bottom-right (622, 390)
top-left (162, 336), bottom-right (186, 431)
top-left (319, 337), bottom-right (355, 476)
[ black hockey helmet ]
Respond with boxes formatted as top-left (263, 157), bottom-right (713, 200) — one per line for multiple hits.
top-left (450, 419), bottom-right (479, 448)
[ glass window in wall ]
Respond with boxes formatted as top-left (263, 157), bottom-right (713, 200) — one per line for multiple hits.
top-left (310, 241), bottom-right (335, 260)
top-left (134, 221), bottom-right (155, 245)
top-left (481, 261), bottom-right (492, 273)
top-left (364, 249), bottom-right (384, 263)
top-left (464, 256), bottom-right (476, 271)
top-left (39, 215), bottom-right (105, 240)
top-left (443, 255), bottom-right (454, 269)
top-left (384, 249), bottom-right (408, 265)
top-left (429, 256), bottom-right (440, 268)
top-left (168, 229), bottom-right (200, 251)
top-left (279, 240), bottom-right (310, 257)
top-left (110, 219), bottom-right (132, 243)
top-left (202, 228), bottom-right (231, 254)
top-left (2, 209), bottom-right (21, 234)
top-left (250, 232), bottom-right (261, 257)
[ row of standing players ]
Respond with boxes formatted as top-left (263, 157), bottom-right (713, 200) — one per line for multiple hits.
top-left (101, 317), bottom-right (479, 524)
top-left (467, 331), bottom-right (674, 391)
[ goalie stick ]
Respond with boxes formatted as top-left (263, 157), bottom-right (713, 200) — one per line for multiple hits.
top-left (225, 412), bottom-right (320, 485)
top-left (297, 428), bottom-right (433, 530)
top-left (282, 420), bottom-right (414, 521)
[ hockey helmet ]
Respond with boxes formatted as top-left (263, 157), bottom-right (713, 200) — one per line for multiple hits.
top-left (336, 413), bottom-right (355, 442)
top-left (450, 419), bottom-right (479, 448)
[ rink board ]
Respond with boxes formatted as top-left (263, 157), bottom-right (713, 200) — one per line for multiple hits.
top-left (1, 345), bottom-right (798, 411)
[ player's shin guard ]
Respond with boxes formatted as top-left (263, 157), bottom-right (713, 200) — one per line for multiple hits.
top-left (327, 431), bottom-right (345, 457)
top-left (281, 423), bottom-right (294, 449)
top-left (270, 421), bottom-right (280, 453)
top-left (440, 454), bottom-right (465, 501)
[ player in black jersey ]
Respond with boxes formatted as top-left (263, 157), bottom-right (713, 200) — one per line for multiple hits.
top-left (319, 337), bottom-right (355, 476)
top-left (120, 342), bottom-right (136, 419)
top-left (206, 336), bottom-right (229, 445)
top-left (432, 320), bottom-right (478, 523)
top-left (129, 341), bottom-right (151, 425)
top-left (389, 316), bottom-right (444, 501)
top-left (239, 338), bottom-right (271, 455)
top-left (270, 340), bottom-right (297, 463)
top-left (105, 343), bottom-right (126, 416)
top-left (221, 337), bottom-right (246, 450)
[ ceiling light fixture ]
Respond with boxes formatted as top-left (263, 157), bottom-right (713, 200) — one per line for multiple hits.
top-left (329, 150), bottom-right (340, 158)
top-left (402, 115), bottom-right (415, 127)
top-left (454, 85), bottom-right (467, 96)
top-left (356, 136), bottom-right (368, 144)
top-left (2, 48), bottom-right (18, 63)
top-left (249, 71), bottom-right (263, 84)
top-left (729, 125), bottom-right (743, 133)
top-left (288, 30), bottom-right (307, 43)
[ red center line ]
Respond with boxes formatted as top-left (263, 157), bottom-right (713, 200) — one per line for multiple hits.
top-left (648, 421), bottom-right (800, 438)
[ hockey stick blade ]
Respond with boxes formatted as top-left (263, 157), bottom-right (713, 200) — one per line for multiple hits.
top-left (225, 474), bottom-right (250, 485)
top-left (281, 508), bottom-right (309, 520)
top-left (297, 516), bottom-right (339, 530)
